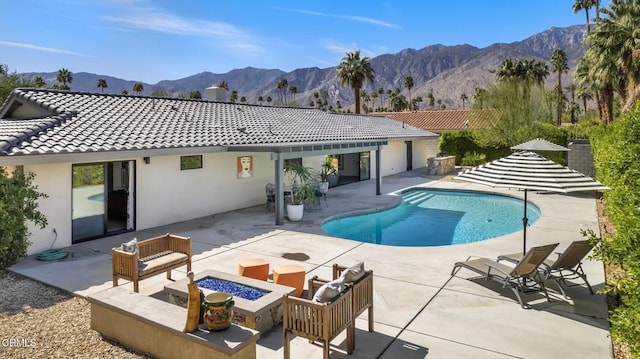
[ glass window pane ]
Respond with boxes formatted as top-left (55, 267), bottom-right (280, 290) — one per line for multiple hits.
top-left (72, 164), bottom-right (105, 242)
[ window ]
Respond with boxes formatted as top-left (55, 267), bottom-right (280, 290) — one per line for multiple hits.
top-left (180, 155), bottom-right (202, 170)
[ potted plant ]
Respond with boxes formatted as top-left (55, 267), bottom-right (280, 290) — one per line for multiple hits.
top-left (284, 161), bottom-right (314, 221)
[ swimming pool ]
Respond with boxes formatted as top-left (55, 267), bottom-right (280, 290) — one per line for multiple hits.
top-left (321, 188), bottom-right (541, 246)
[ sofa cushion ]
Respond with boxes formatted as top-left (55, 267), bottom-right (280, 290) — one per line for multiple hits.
top-left (312, 276), bottom-right (345, 303)
top-left (139, 252), bottom-right (189, 275)
top-left (340, 262), bottom-right (366, 284)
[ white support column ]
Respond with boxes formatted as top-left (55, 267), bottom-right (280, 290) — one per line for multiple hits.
top-left (274, 154), bottom-right (285, 225)
top-left (376, 145), bottom-right (382, 195)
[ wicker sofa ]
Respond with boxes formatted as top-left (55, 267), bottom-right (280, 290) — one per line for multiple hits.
top-left (112, 233), bottom-right (192, 293)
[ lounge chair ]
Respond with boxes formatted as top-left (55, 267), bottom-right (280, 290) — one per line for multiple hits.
top-left (497, 240), bottom-right (594, 298)
top-left (451, 243), bottom-right (559, 309)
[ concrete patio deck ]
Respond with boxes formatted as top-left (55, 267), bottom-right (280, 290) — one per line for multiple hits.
top-left (8, 170), bottom-right (612, 359)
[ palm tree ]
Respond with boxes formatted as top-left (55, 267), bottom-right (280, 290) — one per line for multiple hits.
top-left (576, 84), bottom-right (593, 113)
top-left (266, 96), bottom-right (272, 106)
top-left (121, 90), bottom-right (129, 95)
top-left (377, 87), bottom-right (384, 109)
top-left (551, 49), bottom-right (569, 126)
top-left (460, 93), bottom-right (468, 109)
top-left (580, 0), bottom-right (640, 121)
top-left (427, 92), bottom-right (435, 109)
top-left (289, 85), bottom-right (297, 105)
top-left (403, 75), bottom-right (414, 110)
top-left (132, 82), bottom-right (144, 95)
top-left (239, 96), bottom-right (246, 104)
top-left (189, 90), bottom-right (201, 99)
top-left (370, 92), bottom-right (378, 111)
top-left (257, 95), bottom-right (263, 105)
top-left (230, 90), bottom-right (238, 103)
top-left (573, 0), bottom-right (596, 32)
top-left (97, 78), bottom-right (108, 93)
top-left (33, 76), bottom-right (46, 88)
top-left (218, 81), bottom-right (229, 90)
top-left (56, 68), bottom-right (73, 90)
top-left (276, 77), bottom-right (288, 105)
top-left (473, 87), bottom-right (487, 109)
top-left (336, 50), bottom-right (375, 114)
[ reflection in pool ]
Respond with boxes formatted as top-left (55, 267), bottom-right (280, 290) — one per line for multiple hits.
top-left (321, 188), bottom-right (540, 246)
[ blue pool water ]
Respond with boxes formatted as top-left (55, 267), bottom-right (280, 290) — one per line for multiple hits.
top-left (321, 188), bottom-right (541, 246)
top-left (88, 193), bottom-right (104, 202)
top-left (197, 277), bottom-right (270, 301)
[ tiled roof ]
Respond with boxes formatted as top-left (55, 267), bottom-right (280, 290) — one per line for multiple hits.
top-left (371, 110), bottom-right (498, 133)
top-left (0, 89), bottom-right (437, 156)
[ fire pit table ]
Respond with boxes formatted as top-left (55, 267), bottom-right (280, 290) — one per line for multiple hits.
top-left (164, 269), bottom-right (296, 334)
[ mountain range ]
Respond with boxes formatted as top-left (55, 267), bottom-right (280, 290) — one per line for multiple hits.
top-left (23, 25), bottom-right (587, 111)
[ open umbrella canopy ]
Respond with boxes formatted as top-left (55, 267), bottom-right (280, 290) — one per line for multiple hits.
top-left (455, 151), bottom-right (609, 194)
top-left (511, 138), bottom-right (570, 152)
top-left (455, 151), bottom-right (609, 254)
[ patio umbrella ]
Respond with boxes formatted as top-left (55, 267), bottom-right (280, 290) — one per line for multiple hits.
top-left (511, 138), bottom-right (570, 152)
top-left (455, 151), bottom-right (609, 254)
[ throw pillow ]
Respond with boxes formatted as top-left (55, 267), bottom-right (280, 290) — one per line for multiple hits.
top-left (121, 238), bottom-right (138, 254)
top-left (341, 261), bottom-right (366, 284)
top-left (312, 276), bottom-right (345, 303)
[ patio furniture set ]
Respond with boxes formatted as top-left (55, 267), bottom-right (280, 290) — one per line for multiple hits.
top-left (105, 233), bottom-right (376, 358)
top-left (451, 239), bottom-right (595, 309)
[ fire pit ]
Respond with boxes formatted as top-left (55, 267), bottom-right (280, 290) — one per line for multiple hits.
top-left (164, 269), bottom-right (296, 334)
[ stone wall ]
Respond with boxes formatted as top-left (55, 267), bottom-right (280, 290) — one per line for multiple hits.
top-left (567, 139), bottom-right (596, 177)
top-left (426, 156), bottom-right (456, 175)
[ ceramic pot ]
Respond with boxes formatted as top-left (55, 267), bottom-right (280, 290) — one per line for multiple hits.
top-left (202, 292), bottom-right (234, 331)
top-left (287, 203), bottom-right (304, 221)
top-left (318, 181), bottom-right (329, 194)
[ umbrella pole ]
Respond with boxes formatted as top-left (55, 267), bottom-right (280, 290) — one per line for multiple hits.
top-left (523, 189), bottom-right (528, 255)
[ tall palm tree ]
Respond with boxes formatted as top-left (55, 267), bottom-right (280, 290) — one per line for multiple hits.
top-left (289, 85), bottom-right (297, 105)
top-left (276, 77), bottom-right (288, 105)
top-left (132, 82), bottom-right (144, 95)
top-left (56, 68), bottom-right (73, 90)
top-left (580, 0), bottom-right (640, 121)
top-left (403, 75), bottom-right (414, 110)
top-left (576, 84), bottom-right (593, 113)
top-left (33, 76), bottom-right (46, 88)
top-left (218, 81), bottom-right (229, 90)
top-left (239, 96), bottom-right (246, 104)
top-left (427, 92), bottom-right (435, 109)
top-left (97, 78), bottom-right (108, 93)
top-left (230, 90), bottom-right (238, 103)
top-left (460, 93), bottom-right (468, 109)
top-left (573, 0), bottom-right (596, 32)
top-left (266, 96), bottom-right (272, 106)
top-left (551, 49), bottom-right (569, 126)
top-left (257, 95), bottom-right (263, 105)
top-left (336, 50), bottom-right (375, 114)
top-left (370, 91), bottom-right (378, 111)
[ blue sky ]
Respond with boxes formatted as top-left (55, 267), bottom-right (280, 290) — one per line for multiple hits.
top-left (1, 0), bottom-right (605, 84)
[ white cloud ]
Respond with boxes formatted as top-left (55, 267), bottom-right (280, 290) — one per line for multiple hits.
top-left (324, 41), bottom-right (376, 58)
top-left (278, 8), bottom-right (400, 29)
top-left (102, 5), bottom-right (263, 53)
top-left (0, 41), bottom-right (92, 57)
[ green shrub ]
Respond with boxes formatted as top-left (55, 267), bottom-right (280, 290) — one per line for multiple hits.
top-left (590, 103), bottom-right (640, 356)
top-left (0, 167), bottom-right (48, 269)
top-left (461, 152), bottom-right (486, 166)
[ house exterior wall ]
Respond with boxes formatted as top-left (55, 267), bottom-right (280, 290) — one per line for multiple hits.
top-left (25, 163), bottom-right (72, 255)
top-left (136, 152), bottom-right (273, 229)
top-left (17, 137), bottom-right (438, 254)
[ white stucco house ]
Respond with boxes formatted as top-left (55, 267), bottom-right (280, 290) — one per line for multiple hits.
top-left (0, 88), bottom-right (439, 254)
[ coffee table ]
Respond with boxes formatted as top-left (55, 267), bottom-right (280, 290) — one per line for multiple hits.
top-left (164, 269), bottom-right (296, 334)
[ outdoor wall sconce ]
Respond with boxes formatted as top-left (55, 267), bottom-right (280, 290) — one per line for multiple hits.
top-left (143, 157), bottom-right (150, 164)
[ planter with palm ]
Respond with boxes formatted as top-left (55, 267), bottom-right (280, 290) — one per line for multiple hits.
top-left (284, 161), bottom-right (314, 221)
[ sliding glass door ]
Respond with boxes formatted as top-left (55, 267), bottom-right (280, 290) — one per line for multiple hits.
top-left (72, 164), bottom-right (106, 242)
top-left (72, 161), bottom-right (135, 243)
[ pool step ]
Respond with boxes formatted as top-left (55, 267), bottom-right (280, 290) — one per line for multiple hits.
top-left (403, 192), bottom-right (435, 205)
